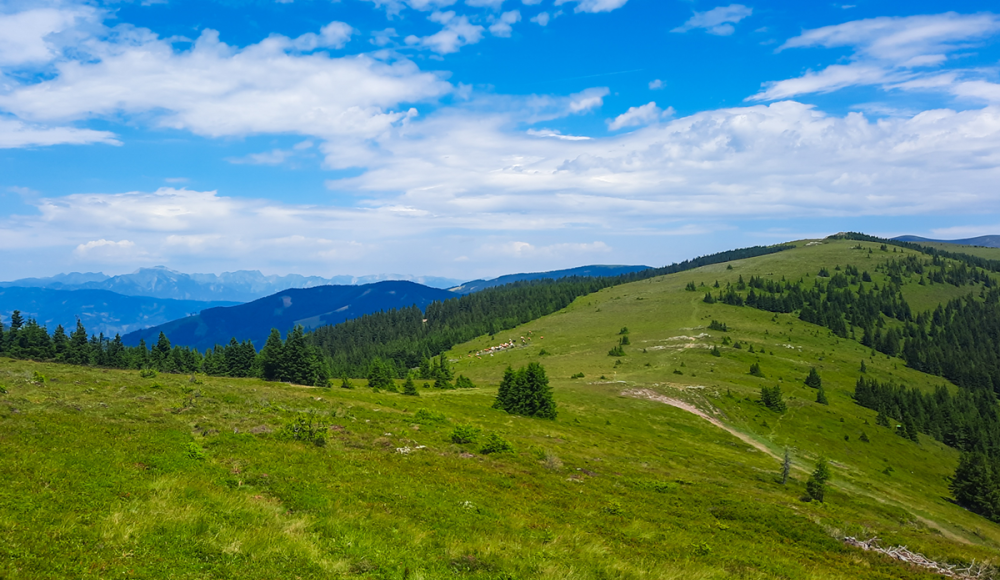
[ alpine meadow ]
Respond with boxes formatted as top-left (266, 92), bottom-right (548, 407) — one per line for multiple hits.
top-left (5, 235), bottom-right (1000, 578)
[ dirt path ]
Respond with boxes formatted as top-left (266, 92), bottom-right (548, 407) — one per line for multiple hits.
top-left (622, 388), bottom-right (778, 459)
top-left (623, 388), bottom-right (974, 546)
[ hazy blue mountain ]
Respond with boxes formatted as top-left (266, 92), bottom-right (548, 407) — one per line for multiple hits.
top-left (448, 264), bottom-right (652, 295)
top-left (122, 280), bottom-right (455, 350)
top-left (893, 235), bottom-right (1000, 248)
top-left (1, 267), bottom-right (464, 302)
top-left (0, 287), bottom-right (238, 337)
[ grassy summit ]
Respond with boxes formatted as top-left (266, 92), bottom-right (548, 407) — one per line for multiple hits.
top-left (2, 238), bottom-right (999, 579)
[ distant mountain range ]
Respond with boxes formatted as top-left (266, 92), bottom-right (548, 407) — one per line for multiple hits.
top-left (0, 287), bottom-right (238, 337)
top-left (893, 235), bottom-right (1000, 248)
top-left (0, 267), bottom-right (464, 303)
top-left (448, 264), bottom-right (651, 295)
top-left (122, 281), bottom-right (455, 350)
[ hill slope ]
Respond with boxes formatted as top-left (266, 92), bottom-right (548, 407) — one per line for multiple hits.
top-left (0, 286), bottom-right (238, 336)
top-left (122, 280), bottom-right (454, 350)
top-left (448, 264), bottom-right (651, 294)
top-left (3, 238), bottom-right (1000, 579)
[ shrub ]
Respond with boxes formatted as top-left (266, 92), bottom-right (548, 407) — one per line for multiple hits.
top-left (279, 414), bottom-right (327, 447)
top-left (139, 368), bottom-right (158, 378)
top-left (31, 371), bottom-right (47, 384)
top-left (538, 348), bottom-right (550, 356)
top-left (749, 363), bottom-right (765, 377)
top-left (570, 372), bottom-right (585, 379)
top-left (608, 345), bottom-right (626, 357)
top-left (708, 320), bottom-right (728, 332)
top-left (433, 376), bottom-right (453, 389)
top-left (480, 432), bottom-right (514, 455)
top-left (450, 424), bottom-right (481, 444)
top-left (402, 377), bottom-right (419, 396)
top-left (816, 386), bottom-right (829, 405)
top-left (185, 442), bottom-right (206, 460)
top-left (340, 375), bottom-right (354, 389)
top-left (710, 346), bottom-right (722, 357)
top-left (0, 384), bottom-right (7, 394)
top-left (619, 327), bottom-right (629, 335)
top-left (859, 431), bottom-right (870, 442)
top-left (414, 408), bottom-right (447, 424)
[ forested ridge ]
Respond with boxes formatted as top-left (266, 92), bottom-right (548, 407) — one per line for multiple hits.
top-left (702, 239), bottom-right (1000, 521)
top-left (0, 243), bottom-right (793, 381)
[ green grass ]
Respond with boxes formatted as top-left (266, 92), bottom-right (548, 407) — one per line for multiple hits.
top-left (2, 238), bottom-right (1000, 578)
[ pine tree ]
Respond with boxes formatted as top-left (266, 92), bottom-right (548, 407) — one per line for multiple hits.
top-left (493, 363), bottom-right (556, 419)
top-left (816, 386), bottom-right (829, 405)
top-left (805, 367), bottom-right (822, 389)
top-left (805, 458), bottom-right (831, 502)
top-left (260, 328), bottom-right (285, 381)
top-left (402, 376), bottom-right (419, 396)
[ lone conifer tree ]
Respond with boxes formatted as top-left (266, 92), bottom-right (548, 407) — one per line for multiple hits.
top-left (493, 362), bottom-right (556, 419)
top-left (402, 376), bottom-right (419, 396)
top-left (781, 448), bottom-right (792, 485)
top-left (816, 386), bottom-right (829, 405)
top-left (805, 367), bottom-right (822, 389)
top-left (805, 458), bottom-right (831, 502)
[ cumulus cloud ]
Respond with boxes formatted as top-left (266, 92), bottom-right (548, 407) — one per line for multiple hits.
top-left (752, 12), bottom-right (1000, 102)
top-left (73, 239), bottom-right (144, 262)
top-left (567, 87), bottom-right (609, 114)
top-left (531, 12), bottom-right (550, 26)
top-left (554, 0), bottom-right (628, 14)
top-left (607, 102), bottom-right (671, 131)
top-left (467, 0), bottom-right (505, 9)
top-left (489, 10), bottom-right (521, 37)
top-left (363, 0), bottom-right (457, 17)
top-left (290, 21), bottom-right (354, 51)
top-left (0, 23), bottom-right (452, 150)
top-left (673, 4), bottom-right (753, 36)
top-left (405, 11), bottom-right (485, 54)
top-left (0, 5), bottom-right (101, 66)
top-left (649, 79), bottom-right (664, 90)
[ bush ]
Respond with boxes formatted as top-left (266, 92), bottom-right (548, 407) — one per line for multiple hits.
top-left (340, 375), bottom-right (354, 389)
top-left (749, 362), bottom-right (765, 377)
top-left (608, 345), bottom-right (626, 357)
top-left (710, 346), bottom-right (722, 357)
top-left (139, 368), bottom-right (158, 378)
top-left (805, 367), bottom-right (822, 389)
top-left (402, 377), bottom-right (419, 396)
top-left (450, 424), bottom-right (481, 444)
top-left (816, 386), bottom-right (829, 405)
top-left (185, 442), bottom-right (206, 460)
top-left (414, 408), bottom-right (447, 424)
top-left (31, 371), bottom-right (47, 384)
top-left (708, 320), bottom-right (728, 332)
top-left (480, 432), bottom-right (514, 455)
top-left (570, 372), bottom-right (584, 379)
top-left (454, 375), bottom-right (476, 389)
top-left (279, 414), bottom-right (327, 447)
top-left (805, 458), bottom-right (831, 502)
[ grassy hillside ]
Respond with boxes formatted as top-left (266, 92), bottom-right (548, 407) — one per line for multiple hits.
top-left (2, 238), bottom-right (999, 579)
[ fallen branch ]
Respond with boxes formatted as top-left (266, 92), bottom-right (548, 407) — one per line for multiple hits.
top-left (843, 537), bottom-right (996, 579)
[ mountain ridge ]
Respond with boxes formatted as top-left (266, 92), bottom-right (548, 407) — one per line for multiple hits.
top-left (893, 234), bottom-right (1000, 248)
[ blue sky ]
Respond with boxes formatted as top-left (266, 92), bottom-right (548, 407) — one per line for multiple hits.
top-left (2, 0), bottom-right (1000, 280)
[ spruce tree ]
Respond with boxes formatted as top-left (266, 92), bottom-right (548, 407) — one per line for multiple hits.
top-left (816, 386), bottom-right (828, 405)
top-left (781, 448), bottom-right (792, 485)
top-left (402, 376), bottom-right (419, 396)
top-left (493, 363), bottom-right (556, 419)
top-left (805, 458), bottom-right (831, 502)
top-left (805, 367), bottom-right (822, 389)
top-left (260, 328), bottom-right (285, 381)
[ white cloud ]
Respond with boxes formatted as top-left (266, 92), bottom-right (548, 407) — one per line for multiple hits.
top-left (607, 102), bottom-right (671, 131)
top-left (291, 21), bottom-right (354, 51)
top-left (567, 87), bottom-right (609, 113)
top-left (73, 239), bottom-right (143, 262)
top-left (649, 79), bottom-right (664, 90)
top-left (483, 240), bottom-right (610, 257)
top-left (752, 13), bottom-right (1000, 102)
top-left (673, 4), bottom-right (753, 36)
top-left (0, 5), bottom-right (101, 66)
top-left (0, 24), bottom-right (452, 148)
top-left (531, 12), bottom-right (550, 26)
top-left (553, 0), bottom-right (628, 14)
top-left (406, 11), bottom-right (485, 54)
top-left (363, 0), bottom-right (457, 17)
top-left (467, 0), bottom-right (505, 9)
top-left (489, 10), bottom-right (521, 37)
top-left (522, 0), bottom-right (543, 4)
top-left (527, 128), bottom-right (591, 141)
top-left (0, 116), bottom-right (119, 148)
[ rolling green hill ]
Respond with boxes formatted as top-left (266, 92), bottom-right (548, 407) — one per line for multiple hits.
top-left (2, 237), bottom-right (1000, 579)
